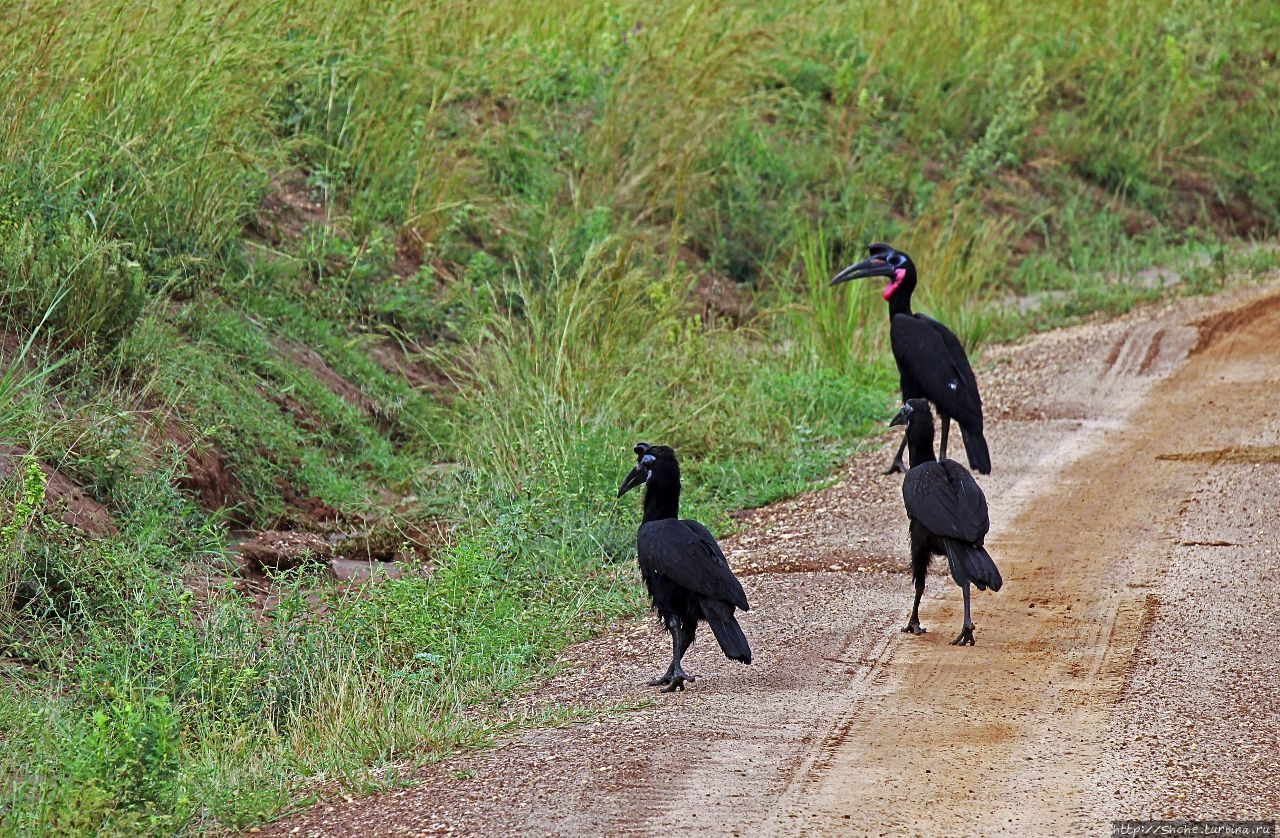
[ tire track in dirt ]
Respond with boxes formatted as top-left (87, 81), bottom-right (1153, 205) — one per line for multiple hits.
top-left (263, 280), bottom-right (1280, 837)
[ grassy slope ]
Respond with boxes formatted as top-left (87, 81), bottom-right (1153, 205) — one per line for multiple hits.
top-left (1, 0), bottom-right (1278, 832)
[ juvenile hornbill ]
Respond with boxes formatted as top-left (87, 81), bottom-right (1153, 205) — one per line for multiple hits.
top-left (891, 399), bottom-right (1002, 646)
top-left (831, 243), bottom-right (990, 475)
top-left (617, 443), bottom-right (752, 691)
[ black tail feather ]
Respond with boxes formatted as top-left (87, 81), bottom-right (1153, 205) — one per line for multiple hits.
top-left (960, 426), bottom-right (991, 474)
top-left (705, 615), bottom-right (752, 664)
top-left (942, 539), bottom-right (1003, 593)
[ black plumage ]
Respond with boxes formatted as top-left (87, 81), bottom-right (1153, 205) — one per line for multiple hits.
top-left (831, 243), bottom-right (990, 475)
top-left (617, 443), bottom-right (751, 691)
top-left (890, 399), bottom-right (1003, 646)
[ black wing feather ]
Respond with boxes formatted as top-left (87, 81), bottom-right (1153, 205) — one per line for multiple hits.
top-left (636, 519), bottom-right (749, 611)
top-left (918, 313), bottom-right (980, 398)
top-left (890, 313), bottom-right (983, 428)
top-left (902, 460), bottom-right (989, 544)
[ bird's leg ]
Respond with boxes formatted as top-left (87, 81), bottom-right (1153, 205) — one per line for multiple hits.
top-left (661, 621), bottom-right (697, 693)
top-left (647, 617), bottom-right (680, 686)
top-left (950, 583), bottom-right (975, 646)
top-left (902, 569), bottom-right (927, 635)
top-left (938, 413), bottom-right (951, 462)
top-left (883, 433), bottom-right (908, 475)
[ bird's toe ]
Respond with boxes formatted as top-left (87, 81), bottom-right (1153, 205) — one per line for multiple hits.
top-left (647, 675), bottom-right (673, 687)
top-left (660, 673), bottom-right (696, 692)
top-left (901, 623), bottom-right (927, 635)
top-left (949, 626), bottom-right (975, 646)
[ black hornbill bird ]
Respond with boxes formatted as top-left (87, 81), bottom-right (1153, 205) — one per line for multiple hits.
top-left (831, 243), bottom-right (990, 475)
top-left (617, 443), bottom-right (751, 691)
top-left (891, 399), bottom-right (1002, 646)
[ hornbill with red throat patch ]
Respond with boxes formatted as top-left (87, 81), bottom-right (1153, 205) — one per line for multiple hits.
top-left (617, 443), bottom-right (751, 692)
top-left (831, 243), bottom-right (990, 475)
top-left (891, 399), bottom-right (1002, 646)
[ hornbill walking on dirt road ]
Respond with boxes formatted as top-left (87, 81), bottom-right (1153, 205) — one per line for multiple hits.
top-left (617, 443), bottom-right (751, 691)
top-left (891, 399), bottom-right (1002, 646)
top-left (831, 243), bottom-right (990, 475)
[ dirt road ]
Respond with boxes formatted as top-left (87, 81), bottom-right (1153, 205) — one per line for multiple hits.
top-left (270, 281), bottom-right (1280, 836)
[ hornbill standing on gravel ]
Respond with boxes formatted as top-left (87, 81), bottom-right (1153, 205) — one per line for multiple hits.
top-left (891, 399), bottom-right (1002, 646)
top-left (831, 243), bottom-right (990, 475)
top-left (617, 443), bottom-right (752, 691)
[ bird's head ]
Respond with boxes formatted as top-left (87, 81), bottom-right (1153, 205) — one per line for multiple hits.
top-left (889, 398), bottom-right (933, 429)
top-left (829, 243), bottom-right (916, 302)
top-left (617, 442), bottom-right (680, 498)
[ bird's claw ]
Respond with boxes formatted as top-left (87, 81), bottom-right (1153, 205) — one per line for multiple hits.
top-left (901, 622), bottom-right (927, 635)
top-left (949, 626), bottom-right (975, 646)
top-left (660, 673), bottom-right (696, 693)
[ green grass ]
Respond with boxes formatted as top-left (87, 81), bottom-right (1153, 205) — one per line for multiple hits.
top-left (1, 0), bottom-right (1278, 833)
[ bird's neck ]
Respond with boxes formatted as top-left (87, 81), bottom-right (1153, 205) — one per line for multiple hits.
top-left (888, 287), bottom-right (913, 319)
top-left (906, 423), bottom-right (937, 468)
top-left (642, 482), bottom-right (680, 523)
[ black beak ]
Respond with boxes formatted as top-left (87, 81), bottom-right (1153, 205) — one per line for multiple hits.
top-left (617, 465), bottom-right (649, 498)
top-left (830, 257), bottom-right (896, 286)
top-left (889, 403), bottom-right (914, 427)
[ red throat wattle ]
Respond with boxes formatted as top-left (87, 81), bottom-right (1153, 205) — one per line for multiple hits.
top-left (882, 268), bottom-right (907, 301)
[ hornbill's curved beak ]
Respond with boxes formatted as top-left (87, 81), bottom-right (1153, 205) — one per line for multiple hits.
top-left (889, 403), bottom-right (914, 427)
top-left (830, 257), bottom-right (896, 286)
top-left (617, 465), bottom-right (650, 497)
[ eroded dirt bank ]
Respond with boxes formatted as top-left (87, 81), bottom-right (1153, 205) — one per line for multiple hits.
top-left (268, 281), bottom-right (1280, 836)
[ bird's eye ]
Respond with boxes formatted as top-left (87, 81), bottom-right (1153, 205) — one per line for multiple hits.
top-left (889, 253), bottom-right (905, 267)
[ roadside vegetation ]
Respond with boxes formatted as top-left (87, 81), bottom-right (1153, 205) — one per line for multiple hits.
top-left (1, 0), bottom-right (1277, 832)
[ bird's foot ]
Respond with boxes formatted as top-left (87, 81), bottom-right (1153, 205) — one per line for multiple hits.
top-left (646, 673), bottom-right (674, 687)
top-left (660, 669), bottom-right (697, 693)
top-left (882, 458), bottom-right (907, 476)
top-left (949, 625), bottom-right (975, 646)
top-left (901, 621), bottom-right (927, 635)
